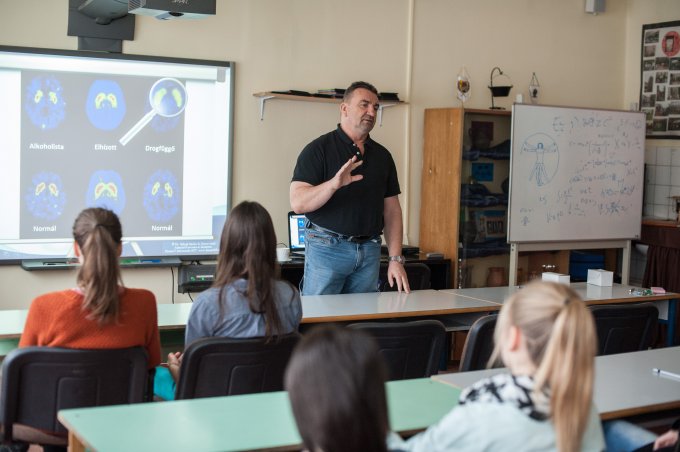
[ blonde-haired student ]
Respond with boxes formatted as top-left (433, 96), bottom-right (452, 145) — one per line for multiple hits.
top-left (389, 281), bottom-right (605, 452)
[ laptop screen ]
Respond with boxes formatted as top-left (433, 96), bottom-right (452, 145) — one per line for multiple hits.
top-left (287, 212), bottom-right (306, 252)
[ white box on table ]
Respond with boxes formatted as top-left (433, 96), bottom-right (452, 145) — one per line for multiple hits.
top-left (542, 272), bottom-right (570, 285)
top-left (587, 269), bottom-right (613, 286)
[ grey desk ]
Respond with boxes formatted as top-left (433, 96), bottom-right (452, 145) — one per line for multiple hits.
top-left (59, 378), bottom-right (460, 452)
top-left (159, 290), bottom-right (500, 327)
top-left (0, 309), bottom-right (26, 355)
top-left (433, 346), bottom-right (680, 420)
top-left (443, 282), bottom-right (678, 306)
top-left (443, 283), bottom-right (679, 346)
top-left (301, 289), bottom-right (499, 323)
top-left (0, 290), bottom-right (500, 355)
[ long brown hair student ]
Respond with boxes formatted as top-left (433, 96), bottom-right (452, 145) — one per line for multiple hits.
top-left (20, 207), bottom-right (161, 369)
top-left (212, 200), bottom-right (282, 339)
top-left (390, 281), bottom-right (604, 452)
top-left (285, 325), bottom-right (389, 452)
top-left (156, 201), bottom-right (302, 400)
top-left (73, 207), bottom-right (124, 323)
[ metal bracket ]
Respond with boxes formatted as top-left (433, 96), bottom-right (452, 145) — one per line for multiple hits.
top-left (258, 95), bottom-right (275, 121)
top-left (377, 103), bottom-right (397, 127)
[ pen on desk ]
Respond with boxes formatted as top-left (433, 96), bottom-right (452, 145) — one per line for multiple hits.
top-left (652, 368), bottom-right (680, 380)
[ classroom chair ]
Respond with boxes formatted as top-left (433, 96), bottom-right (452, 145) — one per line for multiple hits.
top-left (378, 262), bottom-right (431, 291)
top-left (0, 346), bottom-right (149, 449)
top-left (458, 314), bottom-right (499, 372)
top-left (589, 303), bottom-right (659, 355)
top-left (175, 333), bottom-right (300, 400)
top-left (347, 320), bottom-right (445, 380)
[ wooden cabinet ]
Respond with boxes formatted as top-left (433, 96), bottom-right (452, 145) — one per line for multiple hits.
top-left (419, 108), bottom-right (512, 288)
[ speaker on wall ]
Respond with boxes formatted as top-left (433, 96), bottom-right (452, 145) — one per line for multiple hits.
top-left (585, 0), bottom-right (605, 14)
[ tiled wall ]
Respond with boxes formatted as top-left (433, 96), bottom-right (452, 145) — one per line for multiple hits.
top-left (644, 145), bottom-right (680, 219)
top-left (634, 145), bottom-right (680, 287)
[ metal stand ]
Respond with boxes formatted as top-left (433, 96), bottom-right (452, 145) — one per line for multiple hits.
top-left (508, 240), bottom-right (632, 285)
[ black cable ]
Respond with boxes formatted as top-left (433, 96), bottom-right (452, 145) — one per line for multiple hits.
top-left (170, 266), bottom-right (175, 304)
top-left (188, 292), bottom-right (194, 302)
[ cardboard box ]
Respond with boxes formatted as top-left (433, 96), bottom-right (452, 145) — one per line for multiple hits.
top-left (587, 269), bottom-right (613, 286)
top-left (586, 284), bottom-right (613, 299)
top-left (542, 272), bottom-right (570, 285)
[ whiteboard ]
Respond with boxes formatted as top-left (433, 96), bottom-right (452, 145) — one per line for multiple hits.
top-left (508, 104), bottom-right (645, 243)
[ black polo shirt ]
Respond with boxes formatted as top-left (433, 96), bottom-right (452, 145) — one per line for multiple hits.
top-left (292, 124), bottom-right (401, 236)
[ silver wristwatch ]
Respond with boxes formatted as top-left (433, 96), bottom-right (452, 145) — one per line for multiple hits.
top-left (388, 255), bottom-right (405, 264)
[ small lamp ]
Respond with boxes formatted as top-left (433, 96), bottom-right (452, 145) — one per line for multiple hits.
top-left (529, 72), bottom-right (540, 103)
top-left (488, 67), bottom-right (513, 109)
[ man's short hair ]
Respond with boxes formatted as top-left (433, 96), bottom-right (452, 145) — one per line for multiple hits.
top-left (343, 81), bottom-right (379, 103)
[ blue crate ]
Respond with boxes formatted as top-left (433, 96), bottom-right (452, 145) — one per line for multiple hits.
top-left (569, 251), bottom-right (605, 282)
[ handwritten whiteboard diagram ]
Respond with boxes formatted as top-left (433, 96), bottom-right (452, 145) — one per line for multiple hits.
top-left (508, 104), bottom-right (645, 243)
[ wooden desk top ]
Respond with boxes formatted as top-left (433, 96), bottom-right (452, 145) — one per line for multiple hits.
top-left (433, 346), bottom-right (680, 420)
top-left (59, 378), bottom-right (460, 452)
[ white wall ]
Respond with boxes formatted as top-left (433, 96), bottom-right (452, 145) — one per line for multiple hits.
top-left (0, 0), bottom-right (678, 308)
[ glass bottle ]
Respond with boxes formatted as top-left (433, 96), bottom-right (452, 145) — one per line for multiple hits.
top-left (456, 66), bottom-right (471, 104)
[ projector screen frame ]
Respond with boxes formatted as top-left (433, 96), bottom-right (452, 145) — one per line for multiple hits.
top-left (0, 45), bottom-right (234, 268)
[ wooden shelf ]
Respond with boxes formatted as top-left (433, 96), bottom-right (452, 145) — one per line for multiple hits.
top-left (253, 91), bottom-right (404, 125)
top-left (253, 91), bottom-right (342, 104)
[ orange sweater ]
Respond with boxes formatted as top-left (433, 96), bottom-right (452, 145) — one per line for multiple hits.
top-left (19, 287), bottom-right (161, 368)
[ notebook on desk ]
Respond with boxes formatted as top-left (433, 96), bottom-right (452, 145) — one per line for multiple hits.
top-left (287, 212), bottom-right (306, 257)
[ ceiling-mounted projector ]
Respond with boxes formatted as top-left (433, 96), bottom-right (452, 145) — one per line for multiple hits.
top-left (128, 0), bottom-right (216, 20)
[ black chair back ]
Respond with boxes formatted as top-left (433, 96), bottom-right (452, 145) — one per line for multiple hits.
top-left (589, 303), bottom-right (659, 355)
top-left (347, 320), bottom-right (445, 380)
top-left (459, 314), bottom-right (498, 372)
top-left (0, 346), bottom-right (148, 446)
top-left (175, 333), bottom-right (300, 400)
top-left (379, 262), bottom-right (431, 291)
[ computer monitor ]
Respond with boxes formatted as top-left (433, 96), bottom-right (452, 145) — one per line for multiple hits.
top-left (287, 212), bottom-right (306, 255)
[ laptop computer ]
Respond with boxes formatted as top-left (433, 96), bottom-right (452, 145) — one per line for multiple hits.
top-left (287, 212), bottom-right (306, 257)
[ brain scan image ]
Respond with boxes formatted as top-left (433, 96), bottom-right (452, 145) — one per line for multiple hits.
top-left (25, 76), bottom-right (66, 130)
top-left (149, 78), bottom-right (186, 133)
top-left (151, 111), bottom-right (182, 132)
top-left (86, 170), bottom-right (126, 215)
top-left (119, 78), bottom-right (186, 145)
top-left (86, 80), bottom-right (127, 130)
top-left (143, 170), bottom-right (180, 222)
top-left (25, 172), bottom-right (67, 220)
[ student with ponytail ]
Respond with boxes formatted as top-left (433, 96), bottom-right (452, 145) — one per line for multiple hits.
top-left (20, 208), bottom-right (161, 369)
top-left (389, 281), bottom-right (605, 451)
top-left (155, 201), bottom-right (302, 399)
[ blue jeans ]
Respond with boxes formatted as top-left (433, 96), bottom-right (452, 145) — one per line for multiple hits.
top-left (302, 226), bottom-right (381, 295)
top-left (603, 420), bottom-right (656, 452)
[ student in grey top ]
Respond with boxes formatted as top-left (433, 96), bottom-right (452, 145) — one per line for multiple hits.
top-left (185, 278), bottom-right (300, 345)
top-left (154, 201), bottom-right (302, 399)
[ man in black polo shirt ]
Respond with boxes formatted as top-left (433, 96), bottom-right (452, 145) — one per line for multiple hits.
top-left (290, 81), bottom-right (409, 295)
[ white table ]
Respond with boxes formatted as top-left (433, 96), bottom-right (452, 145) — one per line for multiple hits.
top-left (301, 289), bottom-right (499, 323)
top-left (443, 283), bottom-right (679, 346)
top-left (433, 346), bottom-right (680, 420)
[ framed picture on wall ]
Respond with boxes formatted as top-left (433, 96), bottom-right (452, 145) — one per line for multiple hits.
top-left (640, 20), bottom-right (680, 138)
